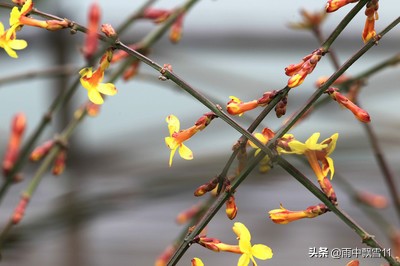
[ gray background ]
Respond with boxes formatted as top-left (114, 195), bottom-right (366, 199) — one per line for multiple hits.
top-left (0, 1), bottom-right (399, 265)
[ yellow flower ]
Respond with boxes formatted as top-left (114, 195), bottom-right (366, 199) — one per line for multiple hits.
top-left (79, 49), bottom-right (117, 105)
top-left (0, 22), bottom-right (27, 58)
top-left (165, 115), bottom-right (196, 167)
top-left (278, 132), bottom-right (338, 181)
top-left (9, 0), bottom-right (33, 29)
top-left (9, 0), bottom-right (68, 31)
top-left (233, 222), bottom-right (273, 266)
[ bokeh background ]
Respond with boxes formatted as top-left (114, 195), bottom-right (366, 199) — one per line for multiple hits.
top-left (0, 0), bottom-right (399, 265)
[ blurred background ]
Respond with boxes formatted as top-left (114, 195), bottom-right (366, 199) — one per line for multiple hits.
top-left (0, 0), bottom-right (399, 265)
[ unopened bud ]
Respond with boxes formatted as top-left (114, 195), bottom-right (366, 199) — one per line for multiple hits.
top-left (101, 23), bottom-right (116, 38)
top-left (83, 2), bottom-right (101, 59)
top-left (3, 113), bottom-right (26, 176)
top-left (52, 150), bottom-right (67, 176)
top-left (225, 195), bottom-right (238, 220)
top-left (12, 194), bottom-right (30, 225)
top-left (30, 140), bottom-right (55, 161)
top-left (275, 95), bottom-right (288, 118)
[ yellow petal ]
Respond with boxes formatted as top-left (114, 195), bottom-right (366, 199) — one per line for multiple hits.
top-left (326, 133), bottom-right (339, 156)
top-left (251, 244), bottom-right (273, 260)
top-left (4, 45), bottom-right (17, 58)
top-left (166, 114), bottom-right (180, 135)
top-left (168, 147), bottom-right (177, 167)
top-left (9, 7), bottom-right (20, 26)
top-left (305, 132), bottom-right (320, 147)
top-left (237, 254), bottom-right (250, 266)
top-left (79, 67), bottom-right (92, 77)
top-left (0, 22), bottom-right (4, 34)
top-left (21, 0), bottom-right (33, 15)
top-left (9, 39), bottom-right (27, 50)
top-left (233, 222), bottom-right (251, 241)
top-left (325, 156), bottom-right (335, 179)
top-left (97, 83), bottom-right (117, 96)
top-left (165, 137), bottom-right (179, 150)
top-left (178, 143), bottom-right (193, 160)
top-left (229, 95), bottom-right (241, 103)
top-left (88, 89), bottom-right (104, 105)
top-left (287, 140), bottom-right (307, 154)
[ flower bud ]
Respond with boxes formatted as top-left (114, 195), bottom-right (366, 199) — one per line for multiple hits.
top-left (101, 23), bottom-right (117, 38)
top-left (52, 150), bottom-right (67, 176)
top-left (356, 191), bottom-right (388, 209)
top-left (325, 0), bottom-right (359, 13)
top-left (326, 87), bottom-right (371, 123)
top-left (12, 194), bottom-right (30, 225)
top-left (225, 195), bottom-right (238, 220)
top-left (141, 8), bottom-right (171, 23)
top-left (155, 245), bottom-right (175, 266)
top-left (30, 140), bottom-right (54, 161)
top-left (175, 203), bottom-right (202, 224)
top-left (194, 178), bottom-right (218, 197)
top-left (169, 13), bottom-right (184, 43)
top-left (3, 113), bottom-right (26, 176)
top-left (83, 2), bottom-right (101, 59)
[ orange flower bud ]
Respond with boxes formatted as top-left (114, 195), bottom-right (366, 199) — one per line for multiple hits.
top-left (326, 88), bottom-right (371, 123)
top-left (325, 0), bottom-right (359, 13)
top-left (362, 0), bottom-right (379, 43)
top-left (346, 260), bottom-right (360, 266)
top-left (12, 194), bottom-right (30, 225)
top-left (194, 178), bottom-right (218, 197)
top-left (225, 195), bottom-right (238, 220)
top-left (175, 203), bottom-right (202, 224)
top-left (286, 49), bottom-right (322, 88)
top-left (155, 245), bottom-right (175, 266)
top-left (3, 113), bottom-right (26, 176)
top-left (268, 203), bottom-right (328, 224)
top-left (83, 2), bottom-right (101, 59)
top-left (101, 23), bottom-right (117, 38)
top-left (356, 191), bottom-right (388, 209)
top-left (30, 140), bottom-right (55, 161)
top-left (226, 96), bottom-right (259, 116)
top-left (170, 13), bottom-right (184, 43)
top-left (52, 150), bottom-right (67, 176)
top-left (141, 8), bottom-right (171, 23)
